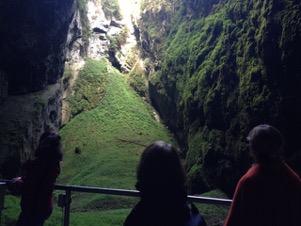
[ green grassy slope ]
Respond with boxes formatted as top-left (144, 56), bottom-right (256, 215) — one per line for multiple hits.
top-left (59, 59), bottom-right (172, 225)
top-left (3, 59), bottom-right (173, 226)
top-left (60, 59), bottom-right (172, 186)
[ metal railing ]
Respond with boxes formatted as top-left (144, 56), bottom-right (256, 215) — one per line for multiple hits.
top-left (0, 180), bottom-right (232, 226)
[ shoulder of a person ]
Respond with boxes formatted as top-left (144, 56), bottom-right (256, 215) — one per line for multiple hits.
top-left (235, 165), bottom-right (261, 192)
top-left (128, 201), bottom-right (144, 216)
top-left (239, 165), bottom-right (258, 183)
top-left (124, 202), bottom-right (143, 226)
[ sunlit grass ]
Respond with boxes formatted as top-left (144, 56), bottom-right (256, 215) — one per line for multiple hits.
top-left (58, 60), bottom-right (173, 225)
top-left (3, 60), bottom-right (173, 226)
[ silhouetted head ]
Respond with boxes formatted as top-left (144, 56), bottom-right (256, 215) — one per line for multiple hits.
top-left (35, 131), bottom-right (63, 162)
top-left (136, 141), bottom-right (186, 202)
top-left (247, 124), bottom-right (283, 164)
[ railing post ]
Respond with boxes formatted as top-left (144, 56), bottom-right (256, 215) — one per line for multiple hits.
top-left (0, 182), bottom-right (6, 226)
top-left (63, 190), bottom-right (72, 226)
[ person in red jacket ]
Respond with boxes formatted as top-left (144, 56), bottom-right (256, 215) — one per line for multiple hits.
top-left (224, 124), bottom-right (301, 226)
top-left (14, 130), bottom-right (62, 226)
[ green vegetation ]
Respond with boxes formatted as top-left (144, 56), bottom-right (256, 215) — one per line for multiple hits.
top-left (143, 0), bottom-right (266, 193)
top-left (101, 0), bottom-right (122, 20)
top-left (4, 0), bottom-right (301, 225)
top-left (3, 190), bottom-right (229, 226)
top-left (139, 0), bottom-right (177, 55)
top-left (61, 59), bottom-right (172, 186)
top-left (127, 62), bottom-right (147, 97)
top-left (59, 59), bottom-right (172, 225)
top-left (196, 189), bottom-right (229, 226)
top-left (108, 27), bottom-right (129, 53)
top-left (2, 195), bottom-right (133, 226)
top-left (141, 0), bottom-right (178, 13)
top-left (67, 59), bottom-right (108, 118)
top-left (140, 0), bottom-right (301, 196)
top-left (3, 196), bottom-right (20, 226)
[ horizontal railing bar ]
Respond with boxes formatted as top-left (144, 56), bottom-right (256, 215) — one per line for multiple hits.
top-left (0, 180), bottom-right (232, 206)
top-left (55, 184), bottom-right (231, 206)
top-left (55, 184), bottom-right (141, 197)
top-left (0, 180), bottom-right (10, 183)
top-left (188, 195), bottom-right (232, 206)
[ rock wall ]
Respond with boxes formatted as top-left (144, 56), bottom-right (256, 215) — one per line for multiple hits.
top-left (68, 0), bottom-right (127, 63)
top-left (66, 9), bottom-right (87, 64)
top-left (0, 0), bottom-right (76, 95)
top-left (139, 0), bottom-right (301, 195)
top-left (0, 84), bottom-right (62, 178)
top-left (0, 1), bottom-right (75, 177)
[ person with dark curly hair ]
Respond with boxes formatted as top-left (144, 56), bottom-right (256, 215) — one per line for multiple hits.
top-left (11, 129), bottom-right (63, 226)
top-left (224, 124), bottom-right (301, 226)
top-left (124, 141), bottom-right (206, 226)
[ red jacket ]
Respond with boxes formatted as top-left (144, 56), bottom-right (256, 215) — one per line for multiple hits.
top-left (21, 159), bottom-right (60, 217)
top-left (224, 162), bottom-right (301, 226)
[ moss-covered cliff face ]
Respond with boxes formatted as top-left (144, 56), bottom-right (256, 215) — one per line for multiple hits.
top-left (139, 0), bottom-right (301, 194)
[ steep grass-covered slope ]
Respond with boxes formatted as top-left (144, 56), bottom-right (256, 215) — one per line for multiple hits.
top-left (139, 0), bottom-right (301, 194)
top-left (60, 59), bottom-right (172, 188)
top-left (3, 59), bottom-right (173, 226)
top-left (59, 59), bottom-right (173, 223)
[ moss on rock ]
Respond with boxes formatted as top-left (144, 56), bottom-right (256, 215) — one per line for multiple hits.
top-left (140, 0), bottom-right (301, 195)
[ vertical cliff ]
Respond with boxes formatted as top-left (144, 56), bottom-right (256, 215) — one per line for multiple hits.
top-left (0, 0), bottom-right (76, 94)
top-left (139, 0), bottom-right (301, 194)
top-left (0, 0), bottom-right (76, 177)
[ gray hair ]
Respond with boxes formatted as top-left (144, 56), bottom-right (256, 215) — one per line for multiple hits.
top-left (247, 124), bottom-right (283, 163)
